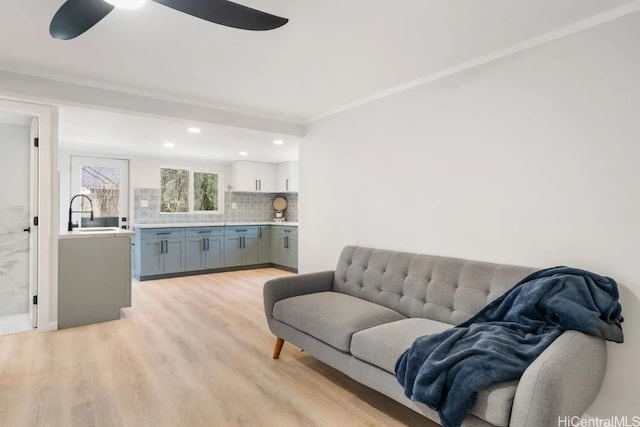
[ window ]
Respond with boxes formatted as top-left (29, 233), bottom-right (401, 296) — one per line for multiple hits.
top-left (81, 165), bottom-right (120, 217)
top-left (160, 168), bottom-right (222, 213)
top-left (161, 168), bottom-right (189, 212)
top-left (194, 171), bottom-right (219, 211)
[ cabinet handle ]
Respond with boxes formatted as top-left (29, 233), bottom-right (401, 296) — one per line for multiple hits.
top-left (207, 238), bottom-right (210, 251)
top-left (259, 227), bottom-right (262, 238)
top-left (235, 229), bottom-right (247, 233)
top-left (242, 236), bottom-right (246, 248)
top-left (165, 240), bottom-right (169, 254)
top-left (202, 238), bottom-right (206, 251)
top-left (239, 237), bottom-right (242, 249)
top-left (255, 180), bottom-right (258, 191)
top-left (156, 232), bottom-right (171, 235)
top-left (286, 179), bottom-right (289, 191)
top-left (198, 230), bottom-right (212, 234)
top-left (159, 240), bottom-right (164, 254)
top-left (285, 236), bottom-right (289, 249)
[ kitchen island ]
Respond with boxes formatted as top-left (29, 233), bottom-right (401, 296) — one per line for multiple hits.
top-left (58, 228), bottom-right (135, 329)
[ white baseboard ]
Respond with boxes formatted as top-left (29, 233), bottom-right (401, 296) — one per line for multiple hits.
top-left (38, 321), bottom-right (58, 332)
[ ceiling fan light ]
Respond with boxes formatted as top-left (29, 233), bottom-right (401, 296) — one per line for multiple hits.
top-left (104, 0), bottom-right (147, 10)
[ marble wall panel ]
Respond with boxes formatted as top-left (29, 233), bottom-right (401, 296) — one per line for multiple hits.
top-left (0, 205), bottom-right (30, 317)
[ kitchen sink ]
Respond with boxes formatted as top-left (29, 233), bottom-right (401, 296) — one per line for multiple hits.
top-left (76, 227), bottom-right (121, 232)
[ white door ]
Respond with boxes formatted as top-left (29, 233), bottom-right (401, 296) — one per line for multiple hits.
top-left (0, 111), bottom-right (35, 329)
top-left (70, 157), bottom-right (129, 229)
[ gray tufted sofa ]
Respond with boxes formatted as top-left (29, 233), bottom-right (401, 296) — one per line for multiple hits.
top-left (263, 246), bottom-right (608, 427)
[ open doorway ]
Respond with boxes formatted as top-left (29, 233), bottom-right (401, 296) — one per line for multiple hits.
top-left (0, 110), bottom-right (38, 335)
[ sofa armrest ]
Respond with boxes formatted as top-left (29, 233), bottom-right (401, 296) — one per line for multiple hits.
top-left (510, 330), bottom-right (607, 427)
top-left (263, 271), bottom-right (335, 325)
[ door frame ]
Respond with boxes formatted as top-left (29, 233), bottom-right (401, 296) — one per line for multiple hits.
top-left (28, 117), bottom-right (39, 328)
top-left (0, 98), bottom-right (58, 332)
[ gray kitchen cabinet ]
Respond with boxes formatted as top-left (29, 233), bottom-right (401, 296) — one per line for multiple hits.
top-left (257, 225), bottom-right (271, 264)
top-left (134, 228), bottom-right (186, 278)
top-left (224, 226), bottom-right (259, 267)
top-left (134, 224), bottom-right (297, 280)
top-left (185, 227), bottom-right (224, 271)
top-left (271, 226), bottom-right (298, 269)
top-left (271, 227), bottom-right (284, 266)
top-left (58, 232), bottom-right (133, 329)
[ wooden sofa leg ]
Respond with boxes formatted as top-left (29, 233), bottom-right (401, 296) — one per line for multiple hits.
top-left (272, 337), bottom-right (285, 359)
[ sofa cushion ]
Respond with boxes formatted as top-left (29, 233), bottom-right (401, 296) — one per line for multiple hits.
top-left (272, 292), bottom-right (405, 352)
top-left (350, 318), bottom-right (517, 427)
top-left (351, 318), bottom-right (451, 374)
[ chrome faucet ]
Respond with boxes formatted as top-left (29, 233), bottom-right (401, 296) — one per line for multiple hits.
top-left (68, 194), bottom-right (94, 231)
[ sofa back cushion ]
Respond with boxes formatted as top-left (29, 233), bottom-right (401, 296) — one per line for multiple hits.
top-left (333, 246), bottom-right (535, 325)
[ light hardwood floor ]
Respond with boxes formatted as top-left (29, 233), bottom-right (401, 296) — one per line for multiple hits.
top-left (0, 268), bottom-right (437, 427)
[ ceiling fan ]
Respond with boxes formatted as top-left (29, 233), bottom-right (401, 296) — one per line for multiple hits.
top-left (50, 0), bottom-right (289, 40)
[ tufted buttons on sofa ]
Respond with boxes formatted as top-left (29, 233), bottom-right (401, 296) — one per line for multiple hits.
top-left (334, 246), bottom-right (535, 326)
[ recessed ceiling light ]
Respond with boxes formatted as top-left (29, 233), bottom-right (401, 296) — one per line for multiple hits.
top-left (163, 142), bottom-right (175, 148)
top-left (239, 151), bottom-right (248, 156)
top-left (187, 127), bottom-right (201, 134)
top-left (273, 139), bottom-right (284, 145)
top-left (104, 0), bottom-right (146, 10)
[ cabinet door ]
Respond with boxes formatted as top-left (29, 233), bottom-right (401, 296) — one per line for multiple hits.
top-left (185, 237), bottom-right (206, 272)
top-left (289, 162), bottom-right (299, 192)
top-left (232, 161), bottom-right (275, 192)
top-left (224, 236), bottom-right (242, 267)
top-left (205, 236), bottom-right (224, 269)
top-left (276, 163), bottom-right (288, 192)
top-left (271, 229), bottom-right (284, 266)
top-left (287, 236), bottom-right (298, 269)
top-left (276, 162), bottom-right (299, 192)
top-left (242, 235), bottom-right (259, 265)
top-left (139, 240), bottom-right (163, 276)
top-left (163, 238), bottom-right (186, 274)
top-left (231, 161), bottom-right (257, 192)
top-left (257, 226), bottom-right (271, 264)
top-left (256, 162), bottom-right (276, 192)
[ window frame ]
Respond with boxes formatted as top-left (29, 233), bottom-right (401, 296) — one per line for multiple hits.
top-left (160, 166), bottom-right (224, 215)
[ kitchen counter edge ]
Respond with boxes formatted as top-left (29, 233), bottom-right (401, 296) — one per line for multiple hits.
top-left (59, 229), bottom-right (136, 240)
top-left (133, 222), bottom-right (298, 228)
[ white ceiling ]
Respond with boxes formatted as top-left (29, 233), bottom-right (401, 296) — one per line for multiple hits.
top-left (58, 106), bottom-right (299, 163)
top-left (0, 0), bottom-right (637, 162)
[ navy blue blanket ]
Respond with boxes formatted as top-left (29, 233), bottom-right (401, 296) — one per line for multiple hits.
top-left (395, 267), bottom-right (624, 427)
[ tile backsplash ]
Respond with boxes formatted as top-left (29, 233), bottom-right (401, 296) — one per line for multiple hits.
top-left (134, 188), bottom-right (298, 224)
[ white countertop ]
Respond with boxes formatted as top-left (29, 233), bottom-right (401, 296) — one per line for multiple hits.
top-left (59, 228), bottom-right (136, 240)
top-left (133, 222), bottom-right (298, 228)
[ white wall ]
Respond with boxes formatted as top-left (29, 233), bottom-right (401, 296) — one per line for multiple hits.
top-left (301, 12), bottom-right (640, 418)
top-left (58, 149), bottom-right (231, 230)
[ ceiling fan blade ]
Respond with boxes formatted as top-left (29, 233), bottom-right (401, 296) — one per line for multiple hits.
top-left (50, 0), bottom-right (114, 40)
top-left (152, 0), bottom-right (288, 31)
